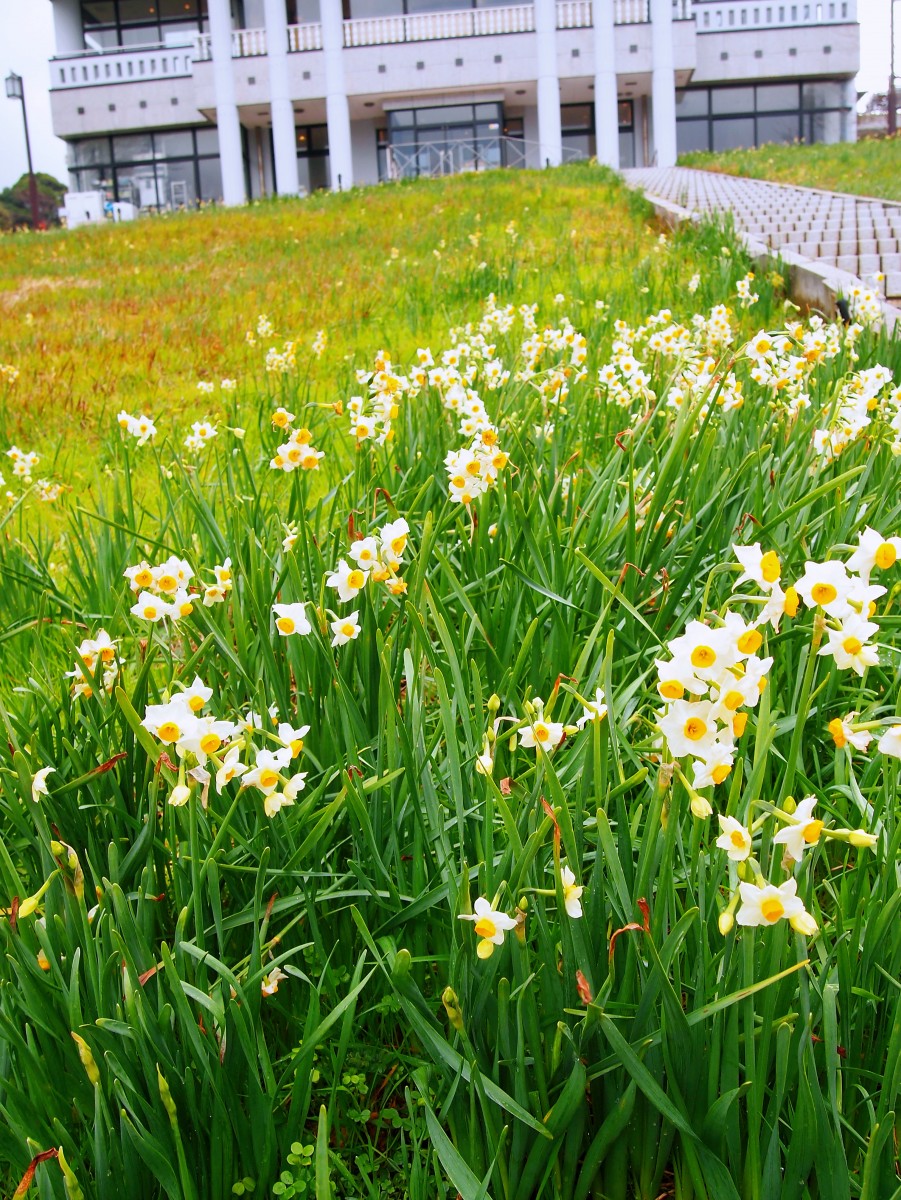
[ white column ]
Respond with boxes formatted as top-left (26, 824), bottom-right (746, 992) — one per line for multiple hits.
top-left (264, 0), bottom-right (299, 194)
top-left (209, 0), bottom-right (247, 204)
top-left (593, 0), bottom-right (619, 169)
top-left (321, 0), bottom-right (353, 190)
top-left (52, 0), bottom-right (84, 55)
top-left (843, 79), bottom-right (858, 143)
top-left (535, 0), bottom-right (562, 167)
top-left (650, 0), bottom-right (677, 167)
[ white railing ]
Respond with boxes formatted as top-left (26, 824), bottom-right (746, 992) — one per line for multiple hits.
top-left (344, 5), bottom-right (535, 45)
top-left (557, 0), bottom-right (593, 28)
top-left (384, 134), bottom-right (585, 180)
top-left (51, 46), bottom-right (194, 88)
top-left (288, 22), bottom-right (323, 50)
top-left (673, 0), bottom-right (692, 17)
top-left (614, 0), bottom-right (649, 20)
top-left (696, 0), bottom-right (855, 31)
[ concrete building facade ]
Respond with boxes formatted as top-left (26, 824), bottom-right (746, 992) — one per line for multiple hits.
top-left (49, 0), bottom-right (860, 208)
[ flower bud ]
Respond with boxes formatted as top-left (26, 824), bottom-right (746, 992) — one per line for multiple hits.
top-left (168, 784), bottom-right (191, 807)
top-left (782, 795), bottom-right (797, 815)
top-left (718, 911), bottom-right (734, 936)
top-left (690, 794), bottom-right (713, 819)
top-left (158, 1066), bottom-right (179, 1125)
top-left (848, 829), bottom-right (877, 849)
top-left (789, 911), bottom-right (818, 937)
top-left (487, 694), bottom-right (501, 714)
top-left (441, 987), bottom-right (464, 1032)
top-left (58, 1146), bottom-right (85, 1200)
top-left (71, 1032), bottom-right (100, 1087)
top-left (392, 948), bottom-right (412, 978)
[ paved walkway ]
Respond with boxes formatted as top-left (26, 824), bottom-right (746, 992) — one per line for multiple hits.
top-left (623, 167), bottom-right (901, 302)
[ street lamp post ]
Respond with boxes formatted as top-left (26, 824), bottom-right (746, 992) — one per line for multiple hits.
top-left (890, 0), bottom-right (898, 136)
top-left (5, 71), bottom-right (41, 230)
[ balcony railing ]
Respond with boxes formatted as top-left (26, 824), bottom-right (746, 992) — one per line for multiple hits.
top-left (289, 22), bottom-right (324, 50)
top-left (696, 0), bottom-right (855, 31)
top-left (51, 45), bottom-right (194, 89)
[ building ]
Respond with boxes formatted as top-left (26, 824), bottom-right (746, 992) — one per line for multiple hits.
top-left (48, 0), bottom-right (860, 209)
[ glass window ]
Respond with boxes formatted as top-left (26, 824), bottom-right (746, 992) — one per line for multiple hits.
top-left (161, 21), bottom-right (196, 43)
top-left (618, 100), bottom-right (634, 129)
top-left (561, 104), bottom-right (593, 132)
top-left (676, 120), bottom-right (711, 153)
top-left (712, 117), bottom-right (755, 151)
top-left (711, 87), bottom-right (754, 115)
top-left (618, 129), bottom-right (635, 168)
top-left (120, 23), bottom-right (161, 44)
top-left (153, 129), bottom-right (194, 156)
top-left (504, 117), bottom-right (524, 136)
top-left (197, 156), bottom-right (222, 201)
top-left (756, 113), bottom-right (800, 144)
top-left (160, 0), bottom-right (199, 14)
top-left (475, 103), bottom-right (502, 119)
top-left (158, 159), bottom-right (197, 208)
top-left (288, 0), bottom-right (321, 20)
top-left (310, 125), bottom-right (329, 151)
top-left (298, 158), bottom-right (329, 193)
top-left (802, 82), bottom-right (844, 109)
top-left (387, 110), bottom-right (415, 128)
top-left (115, 163), bottom-right (159, 208)
top-left (562, 133), bottom-right (594, 160)
top-left (405, 0), bottom-right (470, 10)
top-left (348, 0), bottom-right (403, 16)
top-left (195, 127), bottom-right (220, 154)
top-left (113, 133), bottom-right (155, 162)
top-left (676, 89), bottom-right (708, 117)
top-left (118, 0), bottom-right (160, 22)
top-left (756, 83), bottom-right (799, 111)
top-left (415, 105), bottom-right (478, 126)
top-left (69, 138), bottom-right (111, 166)
top-left (84, 26), bottom-right (120, 46)
top-left (82, 1), bottom-right (116, 22)
top-left (72, 167), bottom-right (105, 193)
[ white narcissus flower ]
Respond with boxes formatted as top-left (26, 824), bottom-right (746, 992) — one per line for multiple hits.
top-left (827, 715), bottom-right (872, 752)
top-left (846, 526), bottom-right (901, 580)
top-left (519, 719), bottom-right (565, 751)
top-left (458, 897), bottom-right (518, 959)
top-left (561, 866), bottom-right (583, 918)
top-left (215, 744), bottom-right (247, 793)
top-left (242, 748), bottom-right (292, 795)
top-left (657, 699), bottom-right (721, 760)
top-left (793, 560), bottom-right (852, 617)
top-left (576, 687), bottom-right (608, 730)
top-left (736, 877), bottom-right (816, 935)
top-left (771, 796), bottom-right (823, 862)
top-left (348, 537), bottom-right (381, 569)
top-left (277, 722), bottom-right (310, 758)
top-left (818, 614), bottom-right (879, 676)
top-left (264, 791), bottom-right (295, 818)
top-left (715, 814), bottom-right (752, 861)
top-left (168, 783), bottom-right (191, 807)
top-left (31, 767), bottom-right (55, 803)
top-left (181, 676), bottom-right (213, 713)
top-left (732, 542), bottom-right (781, 590)
top-left (878, 723), bottom-right (901, 758)
top-left (331, 611), bottom-right (361, 647)
top-left (273, 602), bottom-right (312, 637)
top-left (261, 966), bottom-right (287, 995)
top-left (325, 558), bottom-right (368, 603)
top-left (130, 590), bottom-right (171, 623)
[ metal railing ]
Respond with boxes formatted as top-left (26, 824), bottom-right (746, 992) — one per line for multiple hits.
top-left (384, 134), bottom-right (586, 180)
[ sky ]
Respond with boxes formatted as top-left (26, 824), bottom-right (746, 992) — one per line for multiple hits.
top-left (0, 0), bottom-right (895, 188)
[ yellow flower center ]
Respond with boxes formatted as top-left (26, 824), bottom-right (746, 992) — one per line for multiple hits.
top-left (134, 568), bottom-right (153, 587)
top-left (355, 424), bottom-right (369, 438)
top-left (760, 897), bottom-right (784, 923)
top-left (474, 916), bottom-right (497, 940)
top-left (842, 636), bottom-right (863, 655)
top-left (290, 739), bottom-right (304, 757)
top-left (803, 820), bottom-right (824, 844)
top-left (157, 721), bottom-right (181, 743)
top-left (143, 605), bottom-right (158, 620)
top-left (723, 690), bottom-right (744, 711)
top-left (466, 460), bottom-right (481, 477)
top-left (276, 617), bottom-right (295, 634)
top-left (287, 447), bottom-right (302, 463)
top-left (875, 542), bottom-right (896, 569)
top-left (828, 717), bottom-right (846, 748)
top-left (691, 645), bottom-right (716, 668)
top-left (200, 733), bottom-right (221, 755)
top-left (811, 582), bottom-right (837, 605)
top-left (482, 429), bottom-right (498, 446)
top-left (391, 535), bottom-right (407, 555)
top-left (179, 601), bottom-right (193, 616)
top-left (760, 551), bottom-right (780, 582)
top-left (534, 724), bottom-right (550, 742)
top-left (737, 630), bottom-right (763, 655)
top-left (157, 574), bottom-right (177, 593)
top-left (729, 830), bottom-right (746, 848)
top-left (259, 769), bottom-right (279, 789)
top-left (273, 411), bottom-right (289, 427)
top-left (733, 713), bottom-right (749, 737)
top-left (340, 623), bottom-right (356, 638)
top-left (347, 569), bottom-right (365, 590)
top-left (683, 717), bottom-right (707, 741)
top-left (712, 764), bottom-right (732, 784)
top-left (783, 586), bottom-right (799, 617)
top-left (659, 681), bottom-right (684, 701)
top-left (189, 695), bottom-right (205, 712)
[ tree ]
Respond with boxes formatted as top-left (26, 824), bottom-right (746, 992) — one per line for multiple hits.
top-left (0, 172), bottom-right (68, 230)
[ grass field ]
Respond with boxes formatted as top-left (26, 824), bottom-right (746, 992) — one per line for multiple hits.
top-left (1, 164), bottom-right (900, 1200)
top-left (679, 135), bottom-right (901, 203)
